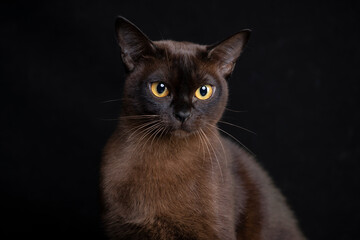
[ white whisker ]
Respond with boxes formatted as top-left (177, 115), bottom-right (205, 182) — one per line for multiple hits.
top-left (200, 129), bottom-right (224, 181)
top-left (119, 114), bottom-right (160, 119)
top-left (101, 99), bottom-right (122, 104)
top-left (213, 124), bottom-right (255, 157)
top-left (206, 125), bottom-right (228, 169)
top-left (150, 125), bottom-right (165, 148)
top-left (133, 122), bottom-right (162, 154)
top-left (201, 129), bottom-right (224, 182)
top-left (225, 108), bottom-right (248, 113)
top-left (218, 120), bottom-right (256, 135)
top-left (126, 120), bottom-right (160, 140)
top-left (196, 131), bottom-right (206, 167)
top-left (198, 130), bottom-right (213, 174)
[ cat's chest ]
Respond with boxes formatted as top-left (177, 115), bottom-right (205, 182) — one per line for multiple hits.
top-left (118, 159), bottom-right (231, 239)
top-left (115, 137), bottom-right (225, 205)
top-left (105, 136), bottom-right (237, 239)
top-left (121, 147), bottom-right (210, 206)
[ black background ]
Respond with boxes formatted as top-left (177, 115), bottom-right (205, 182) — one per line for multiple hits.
top-left (1, 1), bottom-right (360, 239)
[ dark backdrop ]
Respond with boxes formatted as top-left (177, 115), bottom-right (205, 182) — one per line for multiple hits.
top-left (1, 1), bottom-right (359, 239)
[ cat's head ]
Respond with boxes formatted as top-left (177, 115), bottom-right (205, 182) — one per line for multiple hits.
top-left (116, 17), bottom-right (250, 137)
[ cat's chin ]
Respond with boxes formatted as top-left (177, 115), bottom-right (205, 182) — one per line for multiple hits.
top-left (171, 129), bottom-right (193, 138)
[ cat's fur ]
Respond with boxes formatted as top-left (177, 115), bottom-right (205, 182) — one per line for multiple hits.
top-left (101, 16), bottom-right (306, 240)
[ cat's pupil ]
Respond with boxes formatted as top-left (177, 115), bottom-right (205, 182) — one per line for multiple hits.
top-left (157, 83), bottom-right (166, 94)
top-left (200, 86), bottom-right (208, 96)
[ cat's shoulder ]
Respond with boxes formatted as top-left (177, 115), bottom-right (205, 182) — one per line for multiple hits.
top-left (221, 136), bottom-right (255, 164)
top-left (220, 135), bottom-right (272, 184)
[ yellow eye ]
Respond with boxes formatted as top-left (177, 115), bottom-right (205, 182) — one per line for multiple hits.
top-left (151, 82), bottom-right (169, 98)
top-left (195, 85), bottom-right (213, 100)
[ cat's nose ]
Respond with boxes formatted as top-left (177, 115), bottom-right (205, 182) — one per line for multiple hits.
top-left (174, 110), bottom-right (191, 123)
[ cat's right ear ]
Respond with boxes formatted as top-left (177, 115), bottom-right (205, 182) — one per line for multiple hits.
top-left (115, 16), bottom-right (156, 71)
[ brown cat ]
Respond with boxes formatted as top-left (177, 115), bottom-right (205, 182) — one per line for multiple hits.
top-left (100, 16), bottom-right (306, 240)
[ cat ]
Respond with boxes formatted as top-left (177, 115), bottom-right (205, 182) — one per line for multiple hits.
top-left (100, 16), bottom-right (306, 240)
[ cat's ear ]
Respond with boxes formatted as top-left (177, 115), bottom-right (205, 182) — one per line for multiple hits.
top-left (207, 30), bottom-right (251, 78)
top-left (115, 16), bottom-right (156, 71)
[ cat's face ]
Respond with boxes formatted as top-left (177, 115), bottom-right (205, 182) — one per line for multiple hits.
top-left (116, 17), bottom-right (250, 137)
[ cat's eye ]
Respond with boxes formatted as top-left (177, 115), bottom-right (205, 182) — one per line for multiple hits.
top-left (195, 85), bottom-right (213, 100)
top-left (151, 82), bottom-right (169, 98)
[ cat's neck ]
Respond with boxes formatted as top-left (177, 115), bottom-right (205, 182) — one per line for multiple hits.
top-left (115, 118), bottom-right (223, 168)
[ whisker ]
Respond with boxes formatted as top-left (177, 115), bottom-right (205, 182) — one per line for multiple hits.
top-left (210, 123), bottom-right (255, 157)
top-left (200, 129), bottom-right (223, 182)
top-left (137, 122), bottom-right (162, 143)
top-left (119, 115), bottom-right (160, 119)
top-left (101, 115), bottom-right (160, 122)
top-left (133, 122), bottom-right (162, 153)
top-left (101, 99), bottom-right (122, 104)
top-left (203, 129), bottom-right (224, 181)
top-left (196, 131), bottom-right (206, 164)
top-left (135, 123), bottom-right (161, 153)
top-left (225, 108), bottom-right (248, 113)
top-left (206, 125), bottom-right (228, 169)
top-left (198, 130), bottom-right (213, 174)
top-left (127, 120), bottom-right (160, 140)
top-left (158, 126), bottom-right (168, 139)
top-left (218, 120), bottom-right (257, 135)
top-left (150, 125), bottom-right (165, 148)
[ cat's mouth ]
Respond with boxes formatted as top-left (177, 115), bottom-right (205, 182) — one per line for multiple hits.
top-left (162, 114), bottom-right (199, 138)
top-left (169, 121), bottom-right (198, 138)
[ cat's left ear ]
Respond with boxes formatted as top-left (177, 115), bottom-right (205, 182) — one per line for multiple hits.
top-left (207, 30), bottom-right (251, 78)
